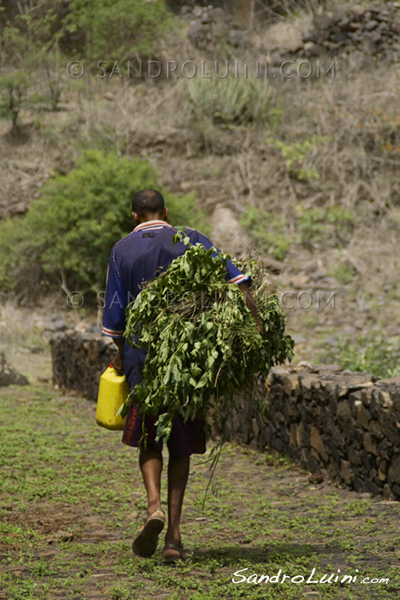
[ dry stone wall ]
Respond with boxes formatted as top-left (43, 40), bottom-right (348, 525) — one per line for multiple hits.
top-left (222, 363), bottom-right (400, 501)
top-left (51, 332), bottom-right (400, 501)
top-left (50, 330), bottom-right (115, 401)
top-left (185, 2), bottom-right (400, 62)
top-left (298, 3), bottom-right (400, 61)
top-left (0, 352), bottom-right (29, 386)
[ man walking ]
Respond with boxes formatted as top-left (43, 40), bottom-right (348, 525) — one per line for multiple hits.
top-left (102, 189), bottom-right (261, 563)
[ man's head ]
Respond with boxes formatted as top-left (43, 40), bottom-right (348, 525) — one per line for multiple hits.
top-left (131, 189), bottom-right (168, 225)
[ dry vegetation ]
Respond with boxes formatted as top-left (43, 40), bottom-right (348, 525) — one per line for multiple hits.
top-left (1, 3), bottom-right (400, 369)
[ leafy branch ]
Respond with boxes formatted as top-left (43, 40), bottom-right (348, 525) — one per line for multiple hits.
top-left (122, 233), bottom-right (294, 447)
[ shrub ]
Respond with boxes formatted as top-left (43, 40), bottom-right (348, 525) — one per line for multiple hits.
top-left (319, 333), bottom-right (400, 379)
top-left (0, 1), bottom-right (58, 64)
top-left (297, 205), bottom-right (354, 248)
top-left (0, 151), bottom-right (208, 297)
top-left (186, 76), bottom-right (279, 127)
top-left (0, 218), bottom-right (24, 291)
top-left (240, 206), bottom-right (292, 260)
top-left (332, 260), bottom-right (357, 285)
top-left (268, 135), bottom-right (331, 181)
top-left (0, 72), bottom-right (30, 132)
top-left (65, 0), bottom-right (174, 62)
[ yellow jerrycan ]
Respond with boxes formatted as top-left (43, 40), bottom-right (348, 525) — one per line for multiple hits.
top-left (96, 366), bottom-right (130, 430)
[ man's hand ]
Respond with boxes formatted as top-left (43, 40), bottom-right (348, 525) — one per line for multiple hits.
top-left (255, 320), bottom-right (264, 337)
top-left (111, 338), bottom-right (124, 375)
top-left (238, 282), bottom-right (264, 336)
top-left (111, 350), bottom-right (124, 375)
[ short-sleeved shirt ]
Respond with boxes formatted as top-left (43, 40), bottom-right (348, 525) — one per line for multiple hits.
top-left (102, 219), bottom-right (250, 456)
top-left (102, 220), bottom-right (250, 339)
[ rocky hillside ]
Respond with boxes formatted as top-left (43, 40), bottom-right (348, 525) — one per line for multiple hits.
top-left (1, 0), bottom-right (400, 372)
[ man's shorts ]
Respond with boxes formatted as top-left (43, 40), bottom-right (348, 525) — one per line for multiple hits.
top-left (121, 342), bottom-right (206, 457)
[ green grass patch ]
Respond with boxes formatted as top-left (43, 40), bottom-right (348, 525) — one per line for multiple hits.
top-left (319, 331), bottom-right (400, 378)
top-left (0, 383), bottom-right (399, 599)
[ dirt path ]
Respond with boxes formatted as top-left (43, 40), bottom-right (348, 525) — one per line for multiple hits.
top-left (1, 380), bottom-right (399, 600)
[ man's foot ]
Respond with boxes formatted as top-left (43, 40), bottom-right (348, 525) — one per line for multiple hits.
top-left (162, 542), bottom-right (188, 564)
top-left (132, 508), bottom-right (165, 558)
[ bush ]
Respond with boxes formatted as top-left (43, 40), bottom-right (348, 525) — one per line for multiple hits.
top-left (267, 135), bottom-right (331, 182)
top-left (0, 1), bottom-right (58, 64)
top-left (240, 206), bottom-right (292, 260)
top-left (0, 151), bottom-right (208, 297)
top-left (0, 218), bottom-right (24, 291)
top-left (0, 72), bottom-right (30, 132)
top-left (319, 333), bottom-right (400, 379)
top-left (186, 76), bottom-right (279, 127)
top-left (65, 0), bottom-right (174, 62)
top-left (297, 205), bottom-right (354, 248)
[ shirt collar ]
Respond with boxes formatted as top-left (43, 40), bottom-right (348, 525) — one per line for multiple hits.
top-left (132, 220), bottom-right (174, 232)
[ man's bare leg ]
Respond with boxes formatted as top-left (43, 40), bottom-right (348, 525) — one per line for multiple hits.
top-left (139, 448), bottom-right (163, 516)
top-left (164, 454), bottom-right (190, 548)
top-left (132, 448), bottom-right (165, 557)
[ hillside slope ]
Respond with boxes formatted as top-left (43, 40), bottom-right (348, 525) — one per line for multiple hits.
top-left (1, 0), bottom-right (400, 370)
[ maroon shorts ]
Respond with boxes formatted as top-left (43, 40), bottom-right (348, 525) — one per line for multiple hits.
top-left (121, 343), bottom-right (206, 457)
top-left (122, 402), bottom-right (207, 458)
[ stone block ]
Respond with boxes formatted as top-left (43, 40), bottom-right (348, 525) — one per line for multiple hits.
top-left (310, 426), bottom-right (329, 463)
top-left (353, 399), bottom-right (370, 429)
top-left (0, 353), bottom-right (29, 387)
top-left (251, 417), bottom-right (260, 441)
top-left (361, 387), bottom-right (373, 406)
top-left (363, 432), bottom-right (377, 456)
top-left (340, 459), bottom-right (353, 485)
top-left (336, 400), bottom-right (354, 437)
top-left (378, 391), bottom-right (393, 410)
top-left (391, 393), bottom-right (400, 421)
top-left (283, 374), bottom-right (299, 395)
top-left (391, 483), bottom-right (400, 499)
top-left (388, 454), bottom-right (400, 485)
top-left (287, 423), bottom-right (295, 446)
top-left (370, 419), bottom-right (383, 439)
top-left (379, 411), bottom-right (400, 445)
top-left (348, 447), bottom-right (362, 465)
top-left (296, 421), bottom-right (305, 447)
top-left (364, 19), bottom-right (379, 30)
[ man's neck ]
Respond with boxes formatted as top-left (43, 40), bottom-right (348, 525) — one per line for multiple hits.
top-left (136, 213), bottom-right (166, 225)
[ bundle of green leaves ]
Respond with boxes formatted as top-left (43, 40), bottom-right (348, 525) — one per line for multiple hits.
top-left (123, 233), bottom-right (294, 443)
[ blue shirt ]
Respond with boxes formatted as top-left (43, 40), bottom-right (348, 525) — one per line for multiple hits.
top-left (102, 220), bottom-right (250, 338)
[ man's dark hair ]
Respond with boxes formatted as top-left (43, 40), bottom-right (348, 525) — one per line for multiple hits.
top-left (132, 189), bottom-right (164, 215)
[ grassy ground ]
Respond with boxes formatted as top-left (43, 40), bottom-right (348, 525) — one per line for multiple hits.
top-left (1, 383), bottom-right (399, 600)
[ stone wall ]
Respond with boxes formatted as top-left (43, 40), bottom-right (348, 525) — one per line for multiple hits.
top-left (297, 3), bottom-right (400, 61)
top-left (185, 2), bottom-right (400, 62)
top-left (188, 5), bottom-right (249, 55)
top-left (51, 331), bottom-right (400, 501)
top-left (222, 363), bottom-right (400, 501)
top-left (50, 330), bottom-right (115, 401)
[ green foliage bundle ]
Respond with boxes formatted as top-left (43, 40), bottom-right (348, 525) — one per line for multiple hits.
top-left (0, 151), bottom-right (208, 296)
top-left (66, 0), bottom-right (174, 61)
top-left (123, 234), bottom-right (294, 443)
top-left (186, 76), bottom-right (278, 127)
